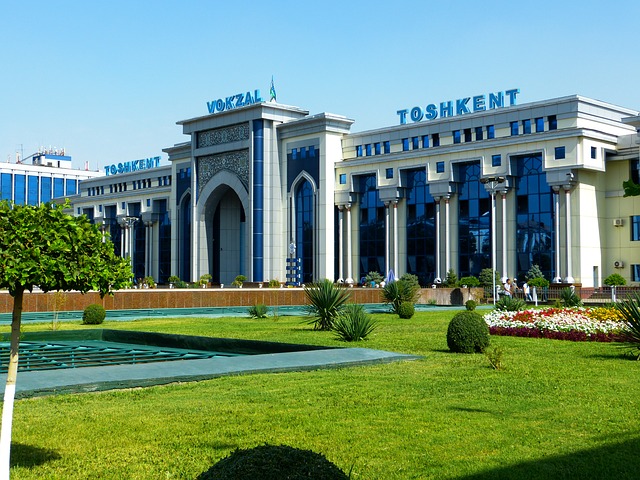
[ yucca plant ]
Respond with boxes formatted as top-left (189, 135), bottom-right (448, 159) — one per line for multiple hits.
top-left (382, 279), bottom-right (419, 314)
top-left (248, 304), bottom-right (268, 319)
top-left (494, 295), bottom-right (526, 312)
top-left (615, 292), bottom-right (640, 359)
top-left (304, 279), bottom-right (351, 330)
top-left (560, 287), bottom-right (583, 307)
top-left (332, 303), bottom-right (378, 341)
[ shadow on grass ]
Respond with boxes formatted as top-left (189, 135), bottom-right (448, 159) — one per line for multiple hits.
top-left (10, 443), bottom-right (61, 468)
top-left (456, 436), bottom-right (640, 480)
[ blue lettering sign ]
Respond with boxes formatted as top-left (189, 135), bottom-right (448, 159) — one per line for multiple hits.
top-left (397, 88), bottom-right (520, 124)
top-left (206, 89), bottom-right (263, 114)
top-left (104, 156), bottom-right (162, 176)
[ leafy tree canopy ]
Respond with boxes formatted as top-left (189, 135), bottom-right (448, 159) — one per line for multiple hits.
top-left (623, 179), bottom-right (640, 197)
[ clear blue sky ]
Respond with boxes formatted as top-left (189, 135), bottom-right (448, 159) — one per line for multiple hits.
top-left (2, 0), bottom-right (639, 170)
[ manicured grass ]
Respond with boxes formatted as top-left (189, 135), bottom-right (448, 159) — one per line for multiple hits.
top-left (3, 310), bottom-right (640, 479)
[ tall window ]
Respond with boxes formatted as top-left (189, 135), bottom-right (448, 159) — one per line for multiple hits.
top-left (632, 215), bottom-right (640, 241)
top-left (129, 203), bottom-right (146, 280)
top-left (156, 199), bottom-right (171, 283)
top-left (456, 162), bottom-right (491, 277)
top-left (53, 178), bottom-right (64, 198)
top-left (28, 176), bottom-right (38, 205)
top-left (40, 177), bottom-right (51, 203)
top-left (104, 205), bottom-right (121, 258)
top-left (1, 173), bottom-right (11, 201)
top-left (358, 175), bottom-right (384, 279)
top-left (295, 179), bottom-right (314, 283)
top-left (180, 194), bottom-right (191, 281)
top-left (14, 175), bottom-right (26, 205)
top-left (631, 159), bottom-right (639, 184)
top-left (514, 154), bottom-right (555, 279)
top-left (406, 169), bottom-right (436, 285)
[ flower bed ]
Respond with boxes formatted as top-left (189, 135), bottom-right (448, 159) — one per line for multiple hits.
top-left (484, 306), bottom-right (627, 342)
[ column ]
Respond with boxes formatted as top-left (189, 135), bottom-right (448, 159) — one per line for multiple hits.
top-left (345, 205), bottom-right (353, 285)
top-left (564, 186), bottom-right (574, 283)
top-left (444, 196), bottom-right (451, 273)
top-left (490, 190), bottom-right (497, 299)
top-left (338, 206), bottom-right (344, 281)
top-left (501, 191), bottom-right (507, 278)
top-left (434, 197), bottom-right (441, 281)
top-left (553, 187), bottom-right (561, 282)
top-left (145, 221), bottom-right (154, 279)
top-left (393, 201), bottom-right (399, 275)
top-left (384, 202), bottom-right (390, 275)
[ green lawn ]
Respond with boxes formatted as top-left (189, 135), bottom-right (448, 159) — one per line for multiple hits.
top-left (3, 310), bottom-right (640, 479)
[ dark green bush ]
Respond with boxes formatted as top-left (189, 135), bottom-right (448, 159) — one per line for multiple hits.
top-left (332, 303), bottom-right (377, 341)
top-left (82, 304), bottom-right (106, 325)
top-left (304, 279), bottom-right (351, 331)
top-left (560, 287), bottom-right (583, 307)
top-left (446, 311), bottom-right (490, 353)
top-left (397, 301), bottom-right (415, 319)
top-left (459, 276), bottom-right (480, 287)
top-left (248, 304), bottom-right (268, 319)
top-left (465, 299), bottom-right (478, 311)
top-left (196, 444), bottom-right (349, 480)
top-left (604, 273), bottom-right (626, 286)
top-left (382, 280), bottom-right (419, 314)
top-left (399, 273), bottom-right (421, 289)
top-left (495, 295), bottom-right (526, 312)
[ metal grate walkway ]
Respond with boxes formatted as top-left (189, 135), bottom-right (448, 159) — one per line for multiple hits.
top-left (0, 341), bottom-right (240, 373)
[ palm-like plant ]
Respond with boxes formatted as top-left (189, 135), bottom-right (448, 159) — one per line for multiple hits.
top-left (382, 279), bottom-right (419, 314)
top-left (304, 279), bottom-right (351, 330)
top-left (615, 292), bottom-right (640, 359)
top-left (332, 304), bottom-right (378, 341)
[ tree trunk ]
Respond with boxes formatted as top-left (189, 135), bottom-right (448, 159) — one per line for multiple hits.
top-left (0, 288), bottom-right (23, 480)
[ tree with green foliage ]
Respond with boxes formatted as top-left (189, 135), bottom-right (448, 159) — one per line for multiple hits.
top-left (604, 273), bottom-right (626, 286)
top-left (479, 268), bottom-right (500, 287)
top-left (0, 200), bottom-right (131, 478)
top-left (443, 268), bottom-right (458, 287)
top-left (623, 179), bottom-right (640, 197)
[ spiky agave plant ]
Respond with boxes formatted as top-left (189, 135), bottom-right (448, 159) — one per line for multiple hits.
top-left (332, 303), bottom-right (378, 341)
top-left (303, 279), bottom-right (351, 330)
top-left (615, 292), bottom-right (640, 359)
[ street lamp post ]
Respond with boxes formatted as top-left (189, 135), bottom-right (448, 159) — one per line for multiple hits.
top-left (480, 176), bottom-right (505, 304)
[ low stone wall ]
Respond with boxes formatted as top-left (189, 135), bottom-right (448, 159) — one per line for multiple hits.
top-left (0, 286), bottom-right (483, 314)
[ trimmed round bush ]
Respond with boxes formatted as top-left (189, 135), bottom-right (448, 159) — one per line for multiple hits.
top-left (397, 301), bottom-right (415, 319)
top-left (465, 299), bottom-right (478, 311)
top-left (196, 444), bottom-right (349, 480)
top-left (446, 311), bottom-right (490, 353)
top-left (82, 304), bottom-right (106, 325)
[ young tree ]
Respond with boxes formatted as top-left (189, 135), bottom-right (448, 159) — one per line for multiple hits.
top-left (0, 201), bottom-right (131, 479)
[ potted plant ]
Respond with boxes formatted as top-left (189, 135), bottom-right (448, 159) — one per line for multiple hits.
top-left (199, 274), bottom-right (212, 288)
top-left (168, 275), bottom-right (180, 288)
top-left (142, 276), bottom-right (156, 289)
top-left (232, 274), bottom-right (247, 288)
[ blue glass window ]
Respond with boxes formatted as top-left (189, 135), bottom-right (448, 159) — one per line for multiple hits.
top-left (358, 175), bottom-right (384, 279)
top-left (147, 199), bottom-right (151, 207)
top-left (632, 216), bottom-right (640, 241)
top-left (374, 143), bottom-right (381, 155)
top-left (632, 159), bottom-right (639, 184)
top-left (487, 125), bottom-right (495, 139)
top-left (475, 127), bottom-right (483, 141)
top-left (633, 265), bottom-right (640, 282)
top-left (535, 117), bottom-right (544, 132)
top-left (591, 146), bottom-right (597, 159)
top-left (456, 162), bottom-right (491, 277)
top-left (405, 169), bottom-right (436, 285)
top-left (156, 199), bottom-right (171, 283)
top-left (300, 147), bottom-right (307, 159)
top-left (1, 173), bottom-right (12, 201)
top-left (464, 128), bottom-right (472, 142)
top-left (514, 153), bottom-right (555, 280)
top-left (436, 161), bottom-right (445, 173)
top-left (296, 179), bottom-right (314, 283)
top-left (422, 135), bottom-right (429, 148)
top-left (412, 137), bottom-right (420, 149)
top-left (383, 141), bottom-right (390, 154)
top-left (555, 146), bottom-right (566, 159)
top-left (492, 154), bottom-right (502, 167)
top-left (365, 144), bottom-right (372, 156)
top-left (548, 115), bottom-right (557, 130)
top-left (522, 119), bottom-right (531, 134)
top-left (53, 178), bottom-right (64, 198)
top-left (66, 179), bottom-right (77, 196)
top-left (339, 173), bottom-right (347, 185)
top-left (355, 145), bottom-right (362, 157)
top-left (14, 175), bottom-right (26, 205)
top-left (40, 177), bottom-right (51, 203)
top-left (453, 130), bottom-right (461, 144)
top-left (27, 176), bottom-right (38, 205)
top-left (386, 168), bottom-right (393, 179)
top-left (402, 138), bottom-right (410, 151)
top-left (292, 148), bottom-right (299, 160)
top-left (432, 133), bottom-right (440, 147)
top-left (309, 145), bottom-right (315, 157)
top-left (510, 121), bottom-right (519, 136)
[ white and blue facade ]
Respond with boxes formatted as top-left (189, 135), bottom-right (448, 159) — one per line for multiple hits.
top-left (69, 92), bottom-right (640, 288)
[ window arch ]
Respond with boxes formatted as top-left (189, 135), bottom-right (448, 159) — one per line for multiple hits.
top-left (295, 179), bottom-right (314, 283)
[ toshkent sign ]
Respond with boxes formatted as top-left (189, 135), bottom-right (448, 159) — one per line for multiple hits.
top-left (397, 88), bottom-right (520, 125)
top-left (207, 89), bottom-right (263, 114)
top-left (104, 156), bottom-right (161, 176)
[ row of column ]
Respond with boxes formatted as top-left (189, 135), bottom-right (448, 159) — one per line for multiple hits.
top-left (335, 183), bottom-right (575, 284)
top-left (118, 218), bottom-right (156, 280)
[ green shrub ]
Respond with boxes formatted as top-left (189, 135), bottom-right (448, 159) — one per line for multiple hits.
top-left (332, 303), bottom-right (377, 341)
top-left (459, 276), bottom-right (480, 287)
top-left (527, 277), bottom-right (550, 288)
top-left (443, 268), bottom-right (458, 287)
top-left (486, 345), bottom-right (505, 370)
top-left (495, 295), bottom-right (526, 312)
top-left (232, 275), bottom-right (247, 287)
top-left (167, 275), bottom-right (180, 284)
top-left (446, 311), bottom-right (490, 354)
top-left (174, 280), bottom-right (188, 289)
top-left (479, 268), bottom-right (500, 287)
top-left (142, 276), bottom-right (155, 288)
top-left (397, 301), bottom-right (415, 319)
top-left (82, 304), bottom-right (106, 325)
top-left (560, 287), bottom-right (583, 307)
top-left (304, 279), bottom-right (351, 331)
top-left (382, 280), bottom-right (419, 314)
top-left (248, 304), bottom-right (268, 319)
top-left (465, 299), bottom-right (478, 311)
top-left (364, 271), bottom-right (384, 286)
top-left (399, 273), bottom-right (421, 289)
top-left (196, 444), bottom-right (349, 480)
top-left (267, 279), bottom-right (280, 288)
top-left (615, 291), bottom-right (640, 359)
top-left (604, 273), bottom-right (626, 286)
